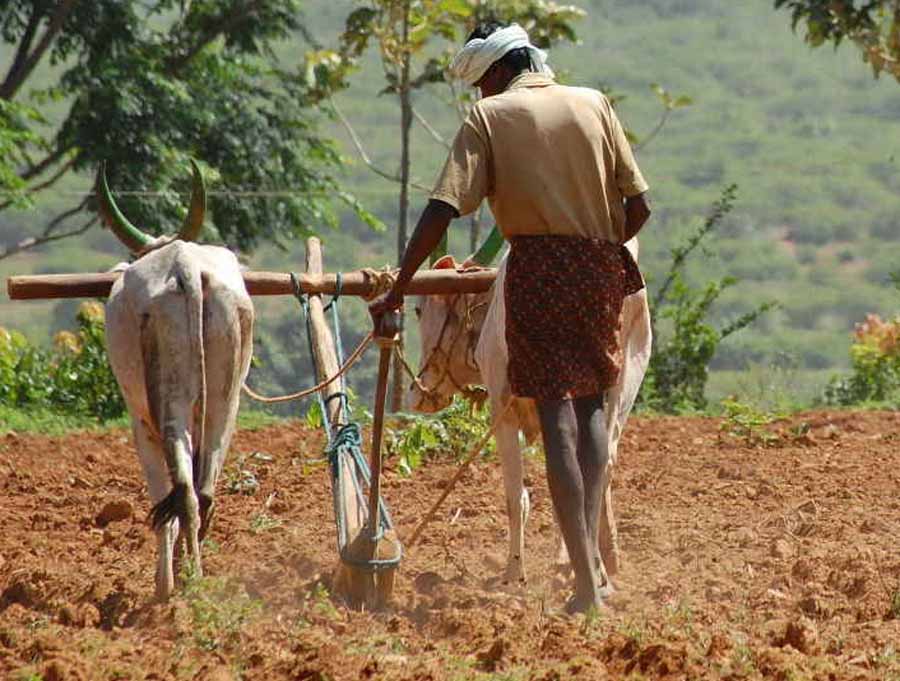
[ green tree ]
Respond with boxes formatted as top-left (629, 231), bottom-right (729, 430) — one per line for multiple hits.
top-left (0, 0), bottom-right (373, 259)
top-left (775, 0), bottom-right (900, 82)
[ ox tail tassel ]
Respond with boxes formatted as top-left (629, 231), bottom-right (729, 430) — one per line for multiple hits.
top-left (333, 309), bottom-right (403, 610)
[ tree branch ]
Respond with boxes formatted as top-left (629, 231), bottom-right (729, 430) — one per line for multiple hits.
top-left (1, 5), bottom-right (43, 99)
top-left (0, 0), bottom-right (79, 101)
top-left (330, 96), bottom-right (430, 192)
top-left (166, 0), bottom-right (264, 75)
top-left (634, 108), bottom-right (671, 152)
top-left (0, 202), bottom-right (94, 262)
top-left (653, 184), bottom-right (737, 314)
top-left (0, 156), bottom-right (79, 212)
top-left (448, 80), bottom-right (470, 124)
top-left (26, 155), bottom-right (77, 195)
top-left (18, 146), bottom-right (73, 183)
top-left (412, 106), bottom-right (450, 149)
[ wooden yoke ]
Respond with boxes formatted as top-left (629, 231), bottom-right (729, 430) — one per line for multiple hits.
top-left (6, 268), bottom-right (498, 300)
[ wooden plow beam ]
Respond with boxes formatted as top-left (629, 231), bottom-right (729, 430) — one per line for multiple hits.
top-left (6, 267), bottom-right (498, 301)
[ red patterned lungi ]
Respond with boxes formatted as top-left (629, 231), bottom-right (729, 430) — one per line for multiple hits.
top-left (505, 235), bottom-right (645, 401)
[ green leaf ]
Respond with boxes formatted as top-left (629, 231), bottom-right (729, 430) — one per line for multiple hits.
top-left (438, 0), bottom-right (473, 18)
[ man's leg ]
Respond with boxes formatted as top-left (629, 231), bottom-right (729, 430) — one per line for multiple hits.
top-left (537, 398), bottom-right (601, 613)
top-left (573, 395), bottom-right (609, 583)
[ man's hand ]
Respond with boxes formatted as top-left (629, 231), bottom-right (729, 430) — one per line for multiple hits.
top-left (624, 192), bottom-right (651, 242)
top-left (368, 287), bottom-right (404, 331)
top-left (368, 198), bottom-right (457, 333)
top-left (460, 256), bottom-right (485, 270)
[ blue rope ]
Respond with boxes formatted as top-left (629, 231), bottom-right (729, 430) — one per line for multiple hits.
top-left (326, 422), bottom-right (401, 570)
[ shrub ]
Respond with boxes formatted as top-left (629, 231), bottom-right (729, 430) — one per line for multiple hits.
top-left (0, 327), bottom-right (51, 406)
top-left (644, 276), bottom-right (776, 411)
top-left (0, 302), bottom-right (126, 421)
top-left (386, 395), bottom-right (494, 475)
top-left (47, 303), bottom-right (126, 420)
top-left (825, 272), bottom-right (900, 406)
top-left (824, 313), bottom-right (900, 405)
top-left (641, 185), bottom-right (777, 412)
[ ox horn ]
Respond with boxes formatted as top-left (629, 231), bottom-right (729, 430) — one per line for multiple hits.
top-left (470, 225), bottom-right (504, 266)
top-left (428, 232), bottom-right (448, 266)
top-left (96, 162), bottom-right (154, 253)
top-left (177, 159), bottom-right (206, 242)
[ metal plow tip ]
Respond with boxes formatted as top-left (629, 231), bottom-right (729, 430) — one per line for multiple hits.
top-left (334, 527), bottom-right (402, 611)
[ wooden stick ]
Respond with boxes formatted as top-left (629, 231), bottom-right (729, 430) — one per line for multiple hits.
top-left (303, 238), bottom-right (364, 579)
top-left (6, 267), bottom-right (498, 300)
top-left (304, 238), bottom-right (347, 430)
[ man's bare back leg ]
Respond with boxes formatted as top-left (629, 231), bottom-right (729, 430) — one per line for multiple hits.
top-left (537, 398), bottom-right (602, 613)
top-left (573, 395), bottom-right (612, 588)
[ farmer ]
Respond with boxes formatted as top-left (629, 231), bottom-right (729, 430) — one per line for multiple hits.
top-left (370, 21), bottom-right (651, 613)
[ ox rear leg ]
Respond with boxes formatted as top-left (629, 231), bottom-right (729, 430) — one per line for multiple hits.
top-left (134, 423), bottom-right (180, 600)
top-left (152, 429), bottom-right (203, 584)
top-left (496, 420), bottom-right (529, 584)
top-left (198, 494), bottom-right (215, 543)
top-left (598, 469), bottom-right (620, 583)
top-left (194, 296), bottom-right (252, 544)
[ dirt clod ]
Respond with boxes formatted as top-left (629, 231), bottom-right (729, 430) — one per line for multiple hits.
top-left (95, 499), bottom-right (133, 527)
top-left (413, 571), bottom-right (444, 594)
top-left (770, 538), bottom-right (793, 559)
top-left (779, 617), bottom-right (819, 654)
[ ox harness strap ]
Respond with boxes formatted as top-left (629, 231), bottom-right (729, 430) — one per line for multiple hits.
top-left (404, 294), bottom-right (488, 407)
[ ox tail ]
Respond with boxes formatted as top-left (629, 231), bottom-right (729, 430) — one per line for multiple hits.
top-left (147, 258), bottom-right (207, 533)
top-left (150, 482), bottom-right (193, 530)
top-left (192, 270), bottom-right (208, 468)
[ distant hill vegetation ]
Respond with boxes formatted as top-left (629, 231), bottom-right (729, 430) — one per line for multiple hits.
top-left (2, 0), bottom-right (898, 405)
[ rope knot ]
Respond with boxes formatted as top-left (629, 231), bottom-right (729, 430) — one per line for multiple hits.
top-left (360, 266), bottom-right (397, 301)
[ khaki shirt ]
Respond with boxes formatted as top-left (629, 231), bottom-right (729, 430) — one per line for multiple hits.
top-left (431, 72), bottom-right (648, 243)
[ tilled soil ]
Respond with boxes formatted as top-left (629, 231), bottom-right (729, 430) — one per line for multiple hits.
top-left (1, 410), bottom-right (899, 680)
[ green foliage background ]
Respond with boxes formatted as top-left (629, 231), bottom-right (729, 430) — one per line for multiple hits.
top-left (2, 0), bottom-right (899, 413)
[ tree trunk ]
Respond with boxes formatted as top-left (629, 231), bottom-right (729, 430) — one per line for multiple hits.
top-left (391, 1), bottom-right (413, 413)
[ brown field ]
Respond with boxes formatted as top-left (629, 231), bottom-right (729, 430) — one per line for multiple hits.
top-left (1, 411), bottom-right (899, 680)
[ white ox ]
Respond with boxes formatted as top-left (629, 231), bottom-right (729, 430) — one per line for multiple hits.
top-left (99, 163), bottom-right (253, 600)
top-left (410, 238), bottom-right (651, 587)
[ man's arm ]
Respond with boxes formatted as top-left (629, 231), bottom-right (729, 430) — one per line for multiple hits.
top-left (370, 199), bottom-right (457, 317)
top-left (623, 192), bottom-right (651, 242)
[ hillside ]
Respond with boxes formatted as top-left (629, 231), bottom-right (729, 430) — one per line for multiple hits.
top-left (2, 0), bottom-right (899, 406)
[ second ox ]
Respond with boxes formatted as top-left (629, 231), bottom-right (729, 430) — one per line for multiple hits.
top-left (409, 238), bottom-right (651, 589)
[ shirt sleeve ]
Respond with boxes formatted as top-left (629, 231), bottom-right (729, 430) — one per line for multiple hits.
top-left (430, 110), bottom-right (491, 217)
top-left (604, 95), bottom-right (650, 198)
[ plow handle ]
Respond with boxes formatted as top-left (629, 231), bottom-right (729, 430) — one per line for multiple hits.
top-left (372, 308), bottom-right (402, 339)
top-left (366, 308), bottom-right (399, 536)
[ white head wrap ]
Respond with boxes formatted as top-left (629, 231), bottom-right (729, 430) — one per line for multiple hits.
top-left (448, 24), bottom-right (553, 87)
